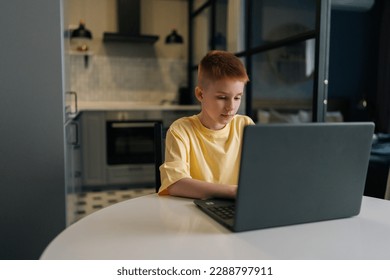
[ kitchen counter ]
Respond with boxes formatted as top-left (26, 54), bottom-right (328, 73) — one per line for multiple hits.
top-left (76, 101), bottom-right (200, 112)
top-left (66, 101), bottom-right (201, 121)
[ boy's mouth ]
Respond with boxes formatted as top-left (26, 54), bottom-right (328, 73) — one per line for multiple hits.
top-left (221, 113), bottom-right (234, 118)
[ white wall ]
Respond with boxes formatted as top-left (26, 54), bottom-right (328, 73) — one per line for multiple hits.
top-left (67, 0), bottom-right (116, 35)
top-left (66, 0), bottom-right (188, 104)
top-left (142, 0), bottom-right (188, 59)
top-left (67, 0), bottom-right (187, 59)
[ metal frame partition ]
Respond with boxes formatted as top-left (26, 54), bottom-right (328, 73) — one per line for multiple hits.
top-left (188, 0), bottom-right (331, 122)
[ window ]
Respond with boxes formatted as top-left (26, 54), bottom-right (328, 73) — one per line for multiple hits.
top-left (188, 0), bottom-right (331, 122)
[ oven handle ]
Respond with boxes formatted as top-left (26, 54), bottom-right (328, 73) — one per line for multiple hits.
top-left (110, 122), bottom-right (156, 128)
top-left (127, 166), bottom-right (145, 171)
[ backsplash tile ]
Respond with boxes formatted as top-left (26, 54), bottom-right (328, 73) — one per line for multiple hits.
top-left (70, 55), bottom-right (186, 104)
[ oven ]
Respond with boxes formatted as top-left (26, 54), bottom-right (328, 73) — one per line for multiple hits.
top-left (81, 109), bottom-right (198, 188)
top-left (104, 111), bottom-right (163, 187)
top-left (106, 121), bottom-right (156, 165)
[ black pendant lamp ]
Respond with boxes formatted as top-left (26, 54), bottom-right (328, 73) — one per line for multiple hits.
top-left (71, 21), bottom-right (92, 40)
top-left (165, 29), bottom-right (183, 44)
top-left (71, 21), bottom-right (93, 67)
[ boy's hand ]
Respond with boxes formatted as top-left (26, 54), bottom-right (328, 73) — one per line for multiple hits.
top-left (167, 178), bottom-right (238, 200)
top-left (226, 185), bottom-right (238, 199)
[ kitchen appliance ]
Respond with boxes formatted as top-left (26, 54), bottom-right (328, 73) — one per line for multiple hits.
top-left (81, 111), bottom-right (162, 188)
top-left (81, 109), bottom-right (200, 189)
top-left (103, 0), bottom-right (159, 43)
top-left (104, 112), bottom-right (161, 187)
top-left (106, 121), bottom-right (156, 165)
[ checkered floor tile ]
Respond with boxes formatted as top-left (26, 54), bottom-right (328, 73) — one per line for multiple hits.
top-left (73, 188), bottom-right (155, 222)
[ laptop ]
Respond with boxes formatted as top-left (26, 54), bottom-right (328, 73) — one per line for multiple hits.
top-left (194, 122), bottom-right (375, 232)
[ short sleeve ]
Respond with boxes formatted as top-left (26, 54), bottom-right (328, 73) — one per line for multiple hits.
top-left (158, 127), bottom-right (192, 195)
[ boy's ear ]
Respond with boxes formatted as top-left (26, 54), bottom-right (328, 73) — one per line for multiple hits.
top-left (195, 86), bottom-right (203, 102)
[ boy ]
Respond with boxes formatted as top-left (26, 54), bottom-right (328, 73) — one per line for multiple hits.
top-left (158, 50), bottom-right (254, 199)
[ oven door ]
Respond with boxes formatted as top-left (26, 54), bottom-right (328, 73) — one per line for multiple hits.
top-left (106, 121), bottom-right (156, 166)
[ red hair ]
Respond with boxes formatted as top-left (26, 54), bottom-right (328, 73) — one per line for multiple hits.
top-left (198, 50), bottom-right (249, 87)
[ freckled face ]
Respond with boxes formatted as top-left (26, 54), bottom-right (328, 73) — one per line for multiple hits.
top-left (197, 79), bottom-right (245, 130)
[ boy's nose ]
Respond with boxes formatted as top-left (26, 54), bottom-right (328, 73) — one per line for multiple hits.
top-left (225, 100), bottom-right (234, 111)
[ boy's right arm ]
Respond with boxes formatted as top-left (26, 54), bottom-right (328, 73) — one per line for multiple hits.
top-left (167, 178), bottom-right (237, 199)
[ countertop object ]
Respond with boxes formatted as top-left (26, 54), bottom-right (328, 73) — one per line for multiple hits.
top-left (41, 194), bottom-right (390, 260)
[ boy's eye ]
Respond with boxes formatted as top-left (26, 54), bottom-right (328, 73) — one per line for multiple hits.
top-left (216, 95), bottom-right (242, 100)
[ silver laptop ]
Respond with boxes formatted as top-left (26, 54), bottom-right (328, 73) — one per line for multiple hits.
top-left (194, 122), bottom-right (375, 232)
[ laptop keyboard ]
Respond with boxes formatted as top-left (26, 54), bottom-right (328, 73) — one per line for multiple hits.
top-left (208, 205), bottom-right (235, 220)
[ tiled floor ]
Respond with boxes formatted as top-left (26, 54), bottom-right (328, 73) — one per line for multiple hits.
top-left (74, 187), bottom-right (155, 221)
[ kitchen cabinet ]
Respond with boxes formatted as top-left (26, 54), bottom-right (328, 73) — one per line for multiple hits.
top-left (80, 110), bottom-right (158, 188)
top-left (80, 112), bottom-right (107, 187)
top-left (65, 117), bottom-right (82, 225)
top-left (78, 108), bottom-right (200, 190)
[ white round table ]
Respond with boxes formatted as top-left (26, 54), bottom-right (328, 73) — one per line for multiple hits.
top-left (41, 194), bottom-right (390, 259)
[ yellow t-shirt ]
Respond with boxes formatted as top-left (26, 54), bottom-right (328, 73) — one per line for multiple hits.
top-left (158, 114), bottom-right (254, 195)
